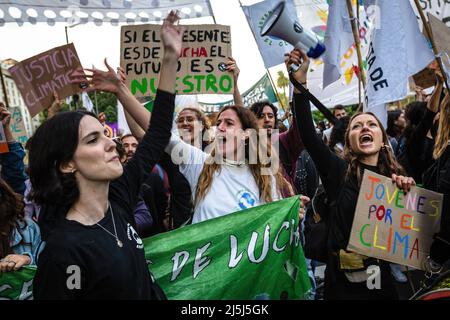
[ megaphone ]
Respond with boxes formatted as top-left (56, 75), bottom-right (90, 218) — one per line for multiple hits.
top-left (261, 1), bottom-right (326, 59)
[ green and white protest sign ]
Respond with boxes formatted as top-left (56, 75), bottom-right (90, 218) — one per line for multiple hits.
top-left (0, 266), bottom-right (35, 300)
top-left (144, 196), bottom-right (311, 300)
top-left (348, 170), bottom-right (443, 270)
top-left (121, 24), bottom-right (233, 98)
top-left (0, 198), bottom-right (310, 300)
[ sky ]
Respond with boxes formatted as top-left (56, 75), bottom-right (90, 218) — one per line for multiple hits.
top-left (0, 0), bottom-right (283, 103)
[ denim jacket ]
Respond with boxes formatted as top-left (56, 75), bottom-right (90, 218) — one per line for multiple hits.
top-left (10, 217), bottom-right (44, 266)
top-left (0, 141), bottom-right (27, 195)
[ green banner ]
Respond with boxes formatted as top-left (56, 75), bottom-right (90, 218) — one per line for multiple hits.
top-left (0, 266), bottom-right (35, 300)
top-left (0, 197), bottom-right (311, 300)
top-left (198, 74), bottom-right (278, 111)
top-left (144, 196), bottom-right (311, 300)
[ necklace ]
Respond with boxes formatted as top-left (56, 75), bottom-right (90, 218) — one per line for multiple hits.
top-left (72, 202), bottom-right (123, 248)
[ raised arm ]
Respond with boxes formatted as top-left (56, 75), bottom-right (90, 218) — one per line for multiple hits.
top-left (286, 49), bottom-right (340, 179)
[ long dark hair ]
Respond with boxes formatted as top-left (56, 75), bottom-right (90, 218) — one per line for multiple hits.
top-left (0, 179), bottom-right (25, 258)
top-left (343, 112), bottom-right (404, 184)
top-left (28, 110), bottom-right (98, 207)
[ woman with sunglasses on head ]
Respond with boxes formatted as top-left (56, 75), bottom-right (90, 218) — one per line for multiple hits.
top-left (287, 49), bottom-right (415, 300)
top-left (28, 11), bottom-right (181, 299)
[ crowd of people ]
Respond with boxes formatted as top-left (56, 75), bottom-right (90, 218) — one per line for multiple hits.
top-left (0, 11), bottom-right (449, 300)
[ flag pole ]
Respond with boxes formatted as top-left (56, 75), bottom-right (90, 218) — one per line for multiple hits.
top-left (237, 0), bottom-right (288, 111)
top-left (412, 0), bottom-right (450, 91)
top-left (346, 0), bottom-right (366, 91)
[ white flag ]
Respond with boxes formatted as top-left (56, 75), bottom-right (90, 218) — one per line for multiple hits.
top-left (81, 92), bottom-right (94, 112)
top-left (365, 0), bottom-right (434, 108)
top-left (365, 103), bottom-right (387, 129)
top-left (117, 100), bottom-right (131, 135)
top-left (322, 0), bottom-right (354, 88)
top-left (242, 0), bottom-right (294, 69)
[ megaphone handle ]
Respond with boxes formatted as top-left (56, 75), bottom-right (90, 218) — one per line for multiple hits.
top-left (289, 73), bottom-right (338, 125)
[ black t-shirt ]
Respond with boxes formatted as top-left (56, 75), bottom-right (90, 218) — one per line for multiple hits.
top-left (33, 90), bottom-right (174, 300)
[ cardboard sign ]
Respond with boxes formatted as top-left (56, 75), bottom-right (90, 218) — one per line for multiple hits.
top-left (8, 43), bottom-right (83, 117)
top-left (347, 170), bottom-right (443, 270)
top-left (120, 24), bottom-right (233, 98)
top-left (9, 107), bottom-right (28, 145)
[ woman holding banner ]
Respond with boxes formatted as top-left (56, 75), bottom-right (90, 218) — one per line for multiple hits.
top-left (28, 11), bottom-right (181, 299)
top-left (287, 48), bottom-right (416, 300)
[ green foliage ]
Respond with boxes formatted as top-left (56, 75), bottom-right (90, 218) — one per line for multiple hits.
top-left (88, 91), bottom-right (117, 122)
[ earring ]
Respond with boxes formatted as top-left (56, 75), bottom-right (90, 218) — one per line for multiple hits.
top-left (71, 169), bottom-right (77, 174)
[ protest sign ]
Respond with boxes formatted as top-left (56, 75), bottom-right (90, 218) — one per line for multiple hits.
top-left (145, 196), bottom-right (311, 300)
top-left (0, 122), bottom-right (9, 153)
top-left (347, 170), bottom-right (443, 270)
top-left (8, 43), bottom-right (83, 117)
top-left (120, 24), bottom-right (233, 98)
top-left (198, 74), bottom-right (278, 111)
top-left (9, 107), bottom-right (29, 145)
